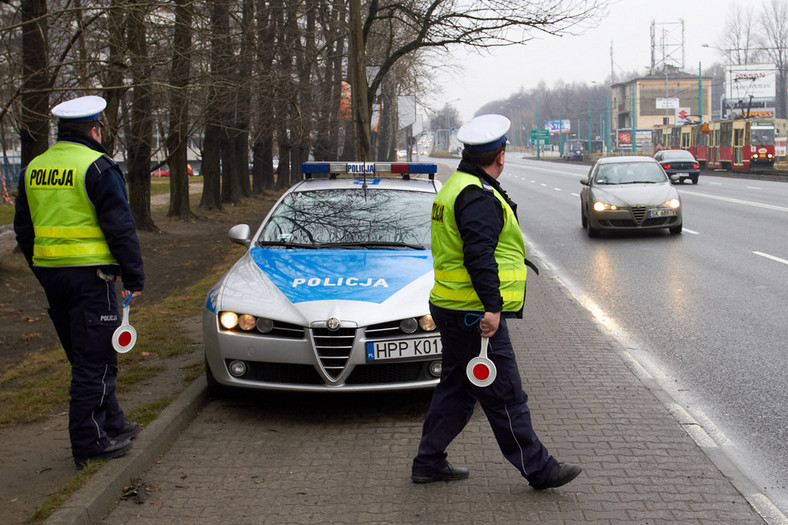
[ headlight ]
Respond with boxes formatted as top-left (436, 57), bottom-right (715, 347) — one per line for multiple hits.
top-left (400, 318), bottom-right (418, 334)
top-left (659, 198), bottom-right (681, 209)
top-left (220, 311), bottom-right (239, 329)
top-left (419, 315), bottom-right (436, 331)
top-left (238, 314), bottom-right (256, 331)
top-left (593, 201), bottom-right (618, 211)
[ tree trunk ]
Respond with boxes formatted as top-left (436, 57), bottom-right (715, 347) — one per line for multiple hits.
top-left (20, 0), bottom-right (49, 167)
top-left (126, 2), bottom-right (156, 231)
top-left (349, 0), bottom-right (371, 161)
top-left (167, 0), bottom-right (194, 218)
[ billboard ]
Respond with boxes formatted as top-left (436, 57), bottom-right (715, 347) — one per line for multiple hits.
top-left (725, 64), bottom-right (777, 101)
top-left (616, 129), bottom-right (654, 150)
top-left (545, 119), bottom-right (572, 134)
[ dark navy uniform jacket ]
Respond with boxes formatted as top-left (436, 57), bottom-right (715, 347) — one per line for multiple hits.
top-left (452, 159), bottom-right (523, 319)
top-left (14, 131), bottom-right (145, 292)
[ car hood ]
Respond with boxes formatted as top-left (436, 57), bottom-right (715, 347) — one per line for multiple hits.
top-left (591, 183), bottom-right (677, 207)
top-left (206, 248), bottom-right (434, 326)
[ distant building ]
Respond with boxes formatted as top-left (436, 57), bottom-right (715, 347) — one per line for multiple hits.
top-left (611, 68), bottom-right (713, 131)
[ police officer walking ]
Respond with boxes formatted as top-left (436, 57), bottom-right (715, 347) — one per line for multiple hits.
top-left (411, 114), bottom-right (582, 489)
top-left (14, 95), bottom-right (144, 469)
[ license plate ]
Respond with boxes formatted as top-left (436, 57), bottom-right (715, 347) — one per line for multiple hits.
top-left (647, 208), bottom-right (677, 218)
top-left (366, 337), bottom-right (442, 361)
top-left (677, 172), bottom-right (688, 176)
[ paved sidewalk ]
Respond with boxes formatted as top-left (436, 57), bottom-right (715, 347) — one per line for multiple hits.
top-left (47, 258), bottom-right (783, 524)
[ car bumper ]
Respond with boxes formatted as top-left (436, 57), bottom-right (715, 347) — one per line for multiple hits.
top-left (203, 310), bottom-right (441, 392)
top-left (588, 208), bottom-right (682, 231)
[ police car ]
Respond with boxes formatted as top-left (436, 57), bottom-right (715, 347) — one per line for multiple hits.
top-left (203, 161), bottom-right (443, 394)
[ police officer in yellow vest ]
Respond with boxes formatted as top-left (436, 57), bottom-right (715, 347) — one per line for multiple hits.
top-left (411, 114), bottom-right (582, 489)
top-left (14, 95), bottom-right (144, 469)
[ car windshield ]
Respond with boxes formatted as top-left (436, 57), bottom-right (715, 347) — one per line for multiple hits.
top-left (660, 150), bottom-right (695, 161)
top-left (258, 188), bottom-right (434, 248)
top-left (594, 162), bottom-right (667, 184)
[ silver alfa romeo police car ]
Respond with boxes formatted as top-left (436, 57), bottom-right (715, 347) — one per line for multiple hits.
top-left (203, 162), bottom-right (443, 394)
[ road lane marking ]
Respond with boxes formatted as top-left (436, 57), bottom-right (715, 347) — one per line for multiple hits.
top-left (680, 190), bottom-right (788, 213)
top-left (746, 186), bottom-right (762, 190)
top-left (682, 228), bottom-right (700, 235)
top-left (754, 251), bottom-right (788, 266)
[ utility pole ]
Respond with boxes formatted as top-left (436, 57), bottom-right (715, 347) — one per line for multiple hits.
top-left (349, 0), bottom-right (371, 161)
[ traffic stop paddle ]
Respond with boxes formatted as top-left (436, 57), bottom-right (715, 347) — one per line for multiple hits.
top-left (466, 336), bottom-right (496, 387)
top-left (112, 294), bottom-right (137, 353)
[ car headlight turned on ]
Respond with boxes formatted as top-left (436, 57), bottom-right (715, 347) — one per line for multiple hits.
top-left (219, 311), bottom-right (275, 333)
top-left (593, 201), bottom-right (618, 212)
top-left (659, 198), bottom-right (681, 209)
top-left (220, 311), bottom-right (239, 330)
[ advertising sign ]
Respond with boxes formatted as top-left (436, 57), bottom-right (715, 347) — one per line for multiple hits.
top-left (545, 119), bottom-right (572, 134)
top-left (675, 107), bottom-right (691, 124)
top-left (656, 98), bottom-right (680, 109)
top-left (616, 129), bottom-right (654, 150)
top-left (725, 64), bottom-right (777, 101)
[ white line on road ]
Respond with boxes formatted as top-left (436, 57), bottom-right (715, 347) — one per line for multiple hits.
top-left (754, 251), bottom-right (788, 266)
top-left (746, 186), bottom-right (762, 190)
top-left (682, 228), bottom-right (700, 235)
top-left (680, 190), bottom-right (788, 213)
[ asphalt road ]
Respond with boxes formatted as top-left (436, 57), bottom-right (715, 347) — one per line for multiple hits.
top-left (441, 155), bottom-right (788, 513)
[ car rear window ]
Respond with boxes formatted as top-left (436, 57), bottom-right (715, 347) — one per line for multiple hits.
top-left (259, 189), bottom-right (434, 247)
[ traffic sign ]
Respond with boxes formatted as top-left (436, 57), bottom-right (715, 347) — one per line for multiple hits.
top-left (530, 129), bottom-right (549, 140)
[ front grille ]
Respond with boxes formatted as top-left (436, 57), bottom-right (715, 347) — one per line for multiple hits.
top-left (346, 361), bottom-right (430, 384)
top-left (366, 320), bottom-right (403, 338)
top-left (312, 327), bottom-right (356, 380)
top-left (631, 206), bottom-right (646, 223)
top-left (239, 361), bottom-right (323, 384)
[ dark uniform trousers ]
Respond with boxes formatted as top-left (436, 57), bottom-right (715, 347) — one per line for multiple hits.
top-left (413, 303), bottom-right (557, 486)
top-left (36, 267), bottom-right (127, 458)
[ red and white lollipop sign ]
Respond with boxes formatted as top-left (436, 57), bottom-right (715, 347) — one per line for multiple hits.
top-left (466, 336), bottom-right (496, 387)
top-left (112, 295), bottom-right (137, 353)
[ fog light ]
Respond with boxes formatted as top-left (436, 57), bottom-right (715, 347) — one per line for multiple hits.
top-left (419, 315), bottom-right (436, 331)
top-left (228, 360), bottom-right (247, 377)
top-left (256, 318), bottom-right (274, 333)
top-left (400, 318), bottom-right (418, 334)
top-left (238, 314), bottom-right (256, 331)
top-left (220, 311), bottom-right (238, 329)
top-left (428, 360), bottom-right (442, 378)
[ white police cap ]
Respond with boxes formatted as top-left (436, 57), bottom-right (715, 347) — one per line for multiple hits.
top-left (51, 95), bottom-right (107, 122)
top-left (457, 114), bottom-right (511, 151)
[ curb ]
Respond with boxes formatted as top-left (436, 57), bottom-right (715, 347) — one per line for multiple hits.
top-left (43, 377), bottom-right (209, 525)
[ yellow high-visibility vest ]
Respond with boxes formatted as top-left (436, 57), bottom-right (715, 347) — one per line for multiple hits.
top-left (430, 170), bottom-right (527, 311)
top-left (25, 142), bottom-right (118, 267)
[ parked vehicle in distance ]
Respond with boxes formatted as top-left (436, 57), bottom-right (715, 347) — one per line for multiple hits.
top-left (653, 149), bottom-right (700, 184)
top-left (580, 156), bottom-right (682, 237)
top-left (152, 164), bottom-right (194, 177)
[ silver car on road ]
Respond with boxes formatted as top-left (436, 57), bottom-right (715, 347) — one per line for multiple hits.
top-left (580, 156), bottom-right (682, 237)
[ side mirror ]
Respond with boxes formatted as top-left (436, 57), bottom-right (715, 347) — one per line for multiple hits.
top-left (228, 224), bottom-right (252, 247)
top-left (580, 178), bottom-right (589, 186)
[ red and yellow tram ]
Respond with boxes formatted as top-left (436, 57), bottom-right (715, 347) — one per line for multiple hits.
top-left (653, 118), bottom-right (788, 172)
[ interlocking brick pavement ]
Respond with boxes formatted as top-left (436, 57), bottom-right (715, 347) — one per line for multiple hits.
top-left (51, 257), bottom-right (775, 525)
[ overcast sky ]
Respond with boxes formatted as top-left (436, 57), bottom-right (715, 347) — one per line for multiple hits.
top-left (425, 0), bottom-right (742, 122)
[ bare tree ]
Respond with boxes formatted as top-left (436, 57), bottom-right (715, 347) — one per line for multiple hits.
top-left (167, 0), bottom-right (194, 218)
top-left (760, 0), bottom-right (788, 118)
top-left (19, 0), bottom-right (49, 166)
top-left (717, 3), bottom-right (761, 65)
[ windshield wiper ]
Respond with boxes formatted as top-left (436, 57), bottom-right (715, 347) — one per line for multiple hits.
top-left (320, 241), bottom-right (426, 250)
top-left (619, 180), bottom-right (656, 184)
top-left (257, 240), bottom-right (319, 249)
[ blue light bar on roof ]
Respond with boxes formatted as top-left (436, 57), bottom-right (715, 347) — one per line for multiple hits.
top-left (301, 162), bottom-right (437, 180)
